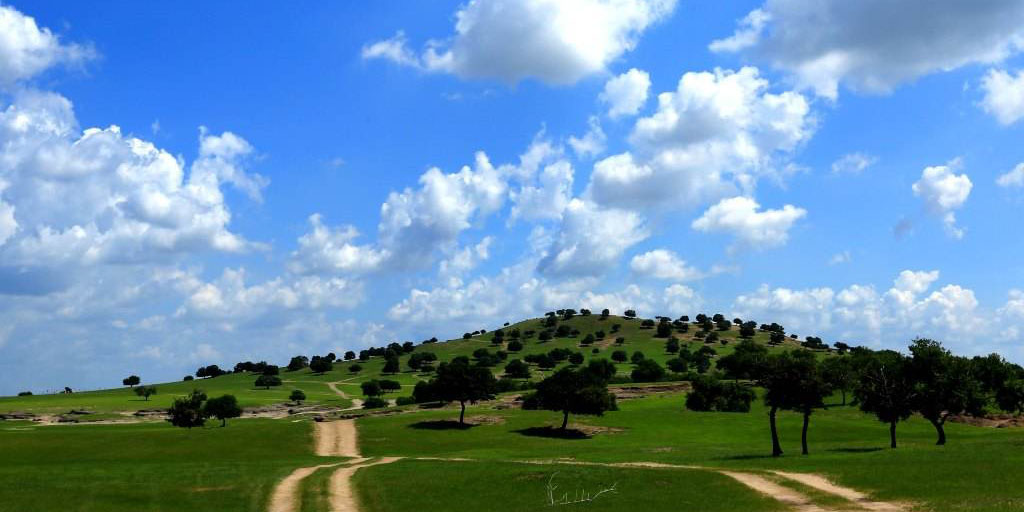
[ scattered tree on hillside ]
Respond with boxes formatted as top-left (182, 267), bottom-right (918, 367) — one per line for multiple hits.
top-left (611, 350), bottom-right (628, 363)
top-left (134, 385), bottom-right (157, 401)
top-left (821, 356), bottom-right (855, 405)
top-left (525, 364), bottom-right (616, 429)
top-left (507, 340), bottom-right (524, 352)
top-left (262, 365), bottom-right (280, 376)
top-left (289, 389), bottom-right (306, 404)
top-left (665, 337), bottom-right (680, 354)
top-left (569, 352), bottom-right (585, 365)
top-left (431, 357), bottom-right (498, 424)
top-left (344, 351), bottom-right (356, 360)
top-left (255, 375), bottom-right (282, 390)
top-left (348, 364), bottom-right (362, 374)
top-left (287, 356), bottom-right (309, 371)
top-left (631, 359), bottom-right (665, 383)
top-left (168, 390), bottom-right (208, 429)
top-left (855, 350), bottom-right (916, 449)
top-left (505, 359), bottom-right (531, 379)
top-left (122, 375), bottom-right (140, 388)
top-left (685, 375), bottom-right (754, 412)
top-left (382, 355), bottom-right (400, 375)
top-left (202, 395), bottom-right (242, 427)
top-left (623, 309), bottom-right (636, 319)
top-left (716, 339), bottom-right (768, 381)
top-left (361, 380), bottom-right (382, 397)
top-left (630, 351), bottom-right (646, 364)
top-left (909, 339), bottom-right (985, 445)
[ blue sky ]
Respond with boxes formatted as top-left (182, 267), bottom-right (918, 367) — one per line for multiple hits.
top-left (2, 1), bottom-right (1024, 393)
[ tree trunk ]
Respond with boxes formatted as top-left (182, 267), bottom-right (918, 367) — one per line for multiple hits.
top-left (840, 389), bottom-right (846, 406)
top-left (221, 417), bottom-right (226, 427)
top-left (769, 406), bottom-right (783, 457)
top-left (931, 418), bottom-right (946, 446)
top-left (889, 420), bottom-right (897, 449)
top-left (561, 410), bottom-right (569, 430)
top-left (801, 411), bottom-right (810, 455)
top-left (459, 401), bottom-right (466, 424)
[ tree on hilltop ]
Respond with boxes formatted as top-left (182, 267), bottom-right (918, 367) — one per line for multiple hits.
top-left (122, 375), bottom-right (140, 388)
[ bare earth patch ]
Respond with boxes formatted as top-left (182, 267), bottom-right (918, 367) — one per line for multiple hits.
top-left (329, 457), bottom-right (402, 512)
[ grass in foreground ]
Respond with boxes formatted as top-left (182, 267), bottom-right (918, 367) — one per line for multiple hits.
top-left (0, 419), bottom-right (333, 512)
top-left (353, 459), bottom-right (786, 512)
top-left (356, 392), bottom-right (1024, 511)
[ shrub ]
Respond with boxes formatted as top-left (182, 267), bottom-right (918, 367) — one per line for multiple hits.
top-left (348, 364), bottom-right (363, 374)
top-left (631, 359), bottom-right (665, 383)
top-left (254, 375), bottom-right (282, 389)
top-left (395, 396), bottom-right (417, 406)
top-left (363, 397), bottom-right (388, 409)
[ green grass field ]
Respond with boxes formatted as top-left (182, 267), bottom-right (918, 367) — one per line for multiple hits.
top-left (2, 314), bottom-right (1022, 511)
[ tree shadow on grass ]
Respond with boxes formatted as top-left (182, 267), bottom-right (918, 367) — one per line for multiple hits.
top-left (408, 420), bottom-right (476, 431)
top-left (513, 426), bottom-right (591, 439)
top-left (717, 453), bottom-right (777, 461)
top-left (827, 447), bottom-right (884, 454)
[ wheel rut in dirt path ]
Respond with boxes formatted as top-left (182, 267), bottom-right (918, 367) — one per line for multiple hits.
top-left (771, 471), bottom-right (908, 512)
top-left (268, 462), bottom-right (343, 512)
top-left (328, 457), bottom-right (402, 512)
top-left (721, 471), bottom-right (830, 512)
top-left (315, 419), bottom-right (359, 458)
top-left (326, 381), bottom-right (364, 410)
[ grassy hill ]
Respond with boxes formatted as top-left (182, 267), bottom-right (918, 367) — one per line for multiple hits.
top-left (2, 312), bottom-right (1022, 512)
top-left (0, 313), bottom-right (811, 416)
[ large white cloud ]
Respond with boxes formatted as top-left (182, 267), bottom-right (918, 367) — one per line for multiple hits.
top-left (691, 196), bottom-right (806, 250)
top-left (980, 68), bottom-right (1024, 125)
top-left (0, 90), bottom-right (266, 294)
top-left (587, 67), bottom-right (813, 210)
top-left (536, 199), bottom-right (648, 277)
top-left (291, 140), bottom-right (570, 275)
top-left (0, 6), bottom-right (95, 88)
top-left (711, 1), bottom-right (1024, 99)
top-left (361, 0), bottom-right (677, 85)
top-left (912, 160), bottom-right (972, 239)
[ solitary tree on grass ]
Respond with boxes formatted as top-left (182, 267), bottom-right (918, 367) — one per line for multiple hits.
top-left (168, 390), bottom-right (207, 429)
top-left (203, 394), bottom-right (242, 427)
top-left (855, 350), bottom-right (916, 449)
top-left (290, 389), bottom-right (306, 404)
top-left (122, 375), bottom-right (141, 388)
top-left (255, 375), bottom-right (282, 390)
top-left (528, 365), bottom-right (616, 430)
top-left (134, 385), bottom-right (157, 401)
top-left (432, 357), bottom-right (497, 425)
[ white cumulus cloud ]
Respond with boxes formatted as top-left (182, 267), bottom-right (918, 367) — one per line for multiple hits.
top-left (629, 249), bottom-right (702, 281)
top-left (691, 196), bottom-right (806, 250)
top-left (980, 68), bottom-right (1024, 125)
top-left (912, 160), bottom-right (972, 239)
top-left (361, 0), bottom-right (677, 85)
top-left (600, 68), bottom-right (651, 118)
top-left (711, 1), bottom-right (1024, 99)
